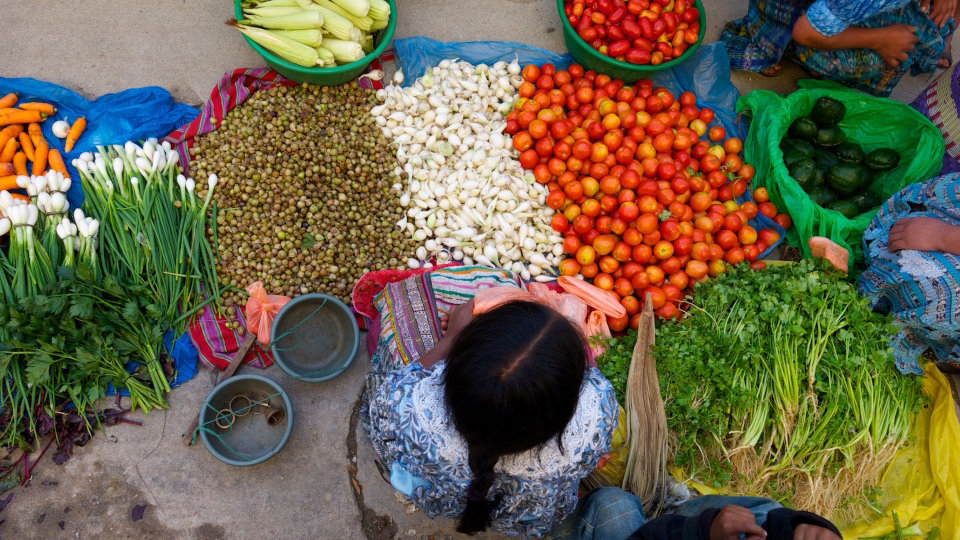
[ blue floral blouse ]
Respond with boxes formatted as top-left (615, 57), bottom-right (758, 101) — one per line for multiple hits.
top-left (365, 361), bottom-right (618, 537)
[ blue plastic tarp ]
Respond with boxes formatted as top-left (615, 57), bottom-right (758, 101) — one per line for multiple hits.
top-left (0, 77), bottom-right (199, 209)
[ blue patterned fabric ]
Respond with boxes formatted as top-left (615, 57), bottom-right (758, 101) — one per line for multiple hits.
top-left (721, 0), bottom-right (952, 96)
top-left (365, 361), bottom-right (619, 537)
top-left (806, 0), bottom-right (910, 36)
top-left (859, 173), bottom-right (960, 374)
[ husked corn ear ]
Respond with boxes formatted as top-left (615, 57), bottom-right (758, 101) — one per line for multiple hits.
top-left (228, 21), bottom-right (321, 66)
top-left (368, 0), bottom-right (390, 21)
top-left (331, 0), bottom-right (369, 17)
top-left (322, 38), bottom-right (365, 63)
top-left (315, 0), bottom-right (372, 31)
top-left (240, 10), bottom-right (324, 30)
top-left (273, 28), bottom-right (324, 47)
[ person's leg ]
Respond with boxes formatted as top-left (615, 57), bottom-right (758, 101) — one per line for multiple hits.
top-left (674, 495), bottom-right (784, 527)
top-left (551, 488), bottom-right (647, 540)
top-left (720, 0), bottom-right (814, 73)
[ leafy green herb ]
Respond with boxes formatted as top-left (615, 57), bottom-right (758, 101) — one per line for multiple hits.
top-left (595, 330), bottom-right (636, 406)
top-left (650, 259), bottom-right (925, 518)
top-left (0, 265), bottom-right (171, 449)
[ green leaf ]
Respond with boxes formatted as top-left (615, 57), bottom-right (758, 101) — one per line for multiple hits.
top-left (301, 232), bottom-right (317, 249)
top-left (102, 274), bottom-right (124, 297)
top-left (123, 299), bottom-right (140, 321)
top-left (74, 263), bottom-right (94, 283)
top-left (69, 296), bottom-right (94, 318)
top-left (25, 352), bottom-right (56, 386)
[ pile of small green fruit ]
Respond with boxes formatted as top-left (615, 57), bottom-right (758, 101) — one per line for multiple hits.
top-left (780, 97), bottom-right (900, 218)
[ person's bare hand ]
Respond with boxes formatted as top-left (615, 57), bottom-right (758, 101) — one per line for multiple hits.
top-left (888, 217), bottom-right (956, 251)
top-left (709, 505), bottom-right (767, 540)
top-left (929, 0), bottom-right (957, 27)
top-left (874, 25), bottom-right (919, 66)
top-left (794, 523), bottom-right (841, 540)
top-left (440, 299), bottom-right (475, 336)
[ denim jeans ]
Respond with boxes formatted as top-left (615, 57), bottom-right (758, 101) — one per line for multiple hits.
top-left (550, 488), bottom-right (784, 540)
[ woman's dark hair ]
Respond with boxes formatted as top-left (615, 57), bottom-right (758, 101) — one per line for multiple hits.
top-left (443, 301), bottom-right (587, 534)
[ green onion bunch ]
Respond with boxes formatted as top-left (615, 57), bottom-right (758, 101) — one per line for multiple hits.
top-left (73, 140), bottom-right (221, 334)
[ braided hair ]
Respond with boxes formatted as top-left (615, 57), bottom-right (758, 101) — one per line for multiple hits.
top-left (443, 301), bottom-right (586, 534)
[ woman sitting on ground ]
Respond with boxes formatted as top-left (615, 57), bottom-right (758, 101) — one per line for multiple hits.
top-left (721, 0), bottom-right (957, 97)
top-left (859, 173), bottom-right (960, 374)
top-left (363, 268), bottom-right (617, 537)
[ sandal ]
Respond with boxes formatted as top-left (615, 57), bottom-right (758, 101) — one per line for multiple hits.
top-left (759, 63), bottom-right (783, 77)
top-left (939, 40), bottom-right (953, 69)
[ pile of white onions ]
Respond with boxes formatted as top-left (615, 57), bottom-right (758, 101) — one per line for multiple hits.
top-left (371, 59), bottom-right (563, 281)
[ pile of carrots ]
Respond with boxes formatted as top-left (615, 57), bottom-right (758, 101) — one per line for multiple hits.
top-left (0, 92), bottom-right (86, 192)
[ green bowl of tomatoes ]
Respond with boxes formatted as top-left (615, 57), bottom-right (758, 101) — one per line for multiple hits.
top-left (558, 0), bottom-right (706, 81)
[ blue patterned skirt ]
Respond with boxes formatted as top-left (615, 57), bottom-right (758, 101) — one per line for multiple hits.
top-left (721, 0), bottom-right (953, 97)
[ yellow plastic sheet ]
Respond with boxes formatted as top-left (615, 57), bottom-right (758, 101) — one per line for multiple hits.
top-left (593, 406), bottom-right (629, 487)
top-left (675, 366), bottom-right (960, 538)
top-left (839, 366), bottom-right (960, 539)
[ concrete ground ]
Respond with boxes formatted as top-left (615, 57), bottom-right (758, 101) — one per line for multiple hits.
top-left (0, 1), bottom-right (958, 539)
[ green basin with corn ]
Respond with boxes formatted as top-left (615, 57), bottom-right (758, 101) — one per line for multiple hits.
top-left (233, 0), bottom-right (396, 85)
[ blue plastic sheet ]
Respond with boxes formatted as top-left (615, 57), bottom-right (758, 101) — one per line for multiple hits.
top-left (391, 39), bottom-right (782, 255)
top-left (394, 36), bottom-right (572, 84)
top-left (0, 77), bottom-right (199, 208)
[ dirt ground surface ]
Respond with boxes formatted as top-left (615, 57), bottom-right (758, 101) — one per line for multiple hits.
top-left (0, 1), bottom-right (958, 538)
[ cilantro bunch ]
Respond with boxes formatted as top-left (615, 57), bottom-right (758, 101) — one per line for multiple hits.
top-left (651, 259), bottom-right (924, 516)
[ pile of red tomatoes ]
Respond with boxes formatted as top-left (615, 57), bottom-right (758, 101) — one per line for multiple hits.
top-left (563, 0), bottom-right (701, 65)
top-left (505, 63), bottom-right (793, 329)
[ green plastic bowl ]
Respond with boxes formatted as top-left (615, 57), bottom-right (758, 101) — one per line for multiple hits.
top-left (199, 374), bottom-right (293, 467)
top-left (270, 293), bottom-right (359, 383)
top-left (557, 0), bottom-right (706, 81)
top-left (233, 0), bottom-right (396, 85)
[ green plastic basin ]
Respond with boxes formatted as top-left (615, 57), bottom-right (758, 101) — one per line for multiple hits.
top-left (199, 374), bottom-right (293, 467)
top-left (233, 0), bottom-right (396, 85)
top-left (270, 293), bottom-right (359, 383)
top-left (557, 0), bottom-right (706, 81)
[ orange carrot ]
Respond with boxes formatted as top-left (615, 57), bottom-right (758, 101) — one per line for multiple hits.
top-left (0, 93), bottom-right (17, 108)
top-left (17, 132), bottom-right (34, 162)
top-left (0, 175), bottom-right (18, 191)
top-left (0, 163), bottom-right (14, 176)
top-left (0, 109), bottom-right (43, 126)
top-left (27, 123), bottom-right (43, 148)
top-left (0, 138), bottom-right (19, 163)
top-left (12, 152), bottom-right (27, 176)
top-left (48, 148), bottom-right (68, 178)
top-left (31, 140), bottom-right (48, 176)
top-left (64, 117), bottom-right (86, 152)
top-left (0, 125), bottom-right (23, 151)
top-left (0, 108), bottom-right (22, 115)
top-left (9, 193), bottom-right (30, 203)
top-left (17, 102), bottom-right (55, 115)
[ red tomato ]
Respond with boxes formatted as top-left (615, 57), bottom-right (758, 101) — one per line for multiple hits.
top-left (774, 213), bottom-right (793, 229)
top-left (551, 213), bottom-right (570, 233)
